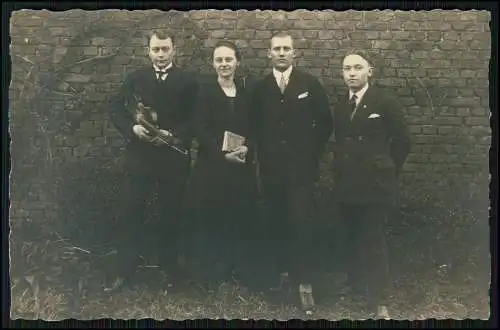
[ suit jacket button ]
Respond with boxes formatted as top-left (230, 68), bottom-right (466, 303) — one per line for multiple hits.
top-left (280, 140), bottom-right (287, 145)
top-left (358, 136), bottom-right (363, 141)
top-left (280, 99), bottom-right (284, 103)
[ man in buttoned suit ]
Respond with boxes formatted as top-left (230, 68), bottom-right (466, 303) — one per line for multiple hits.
top-left (108, 29), bottom-right (199, 290)
top-left (333, 50), bottom-right (412, 319)
top-left (249, 31), bottom-right (333, 314)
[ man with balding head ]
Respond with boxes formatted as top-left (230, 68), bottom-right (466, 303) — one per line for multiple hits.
top-left (249, 31), bottom-right (333, 314)
top-left (333, 49), bottom-right (411, 319)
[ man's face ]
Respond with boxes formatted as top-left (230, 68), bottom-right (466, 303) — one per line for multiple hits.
top-left (268, 36), bottom-right (295, 72)
top-left (148, 35), bottom-right (175, 69)
top-left (342, 54), bottom-right (373, 91)
top-left (213, 46), bottom-right (239, 79)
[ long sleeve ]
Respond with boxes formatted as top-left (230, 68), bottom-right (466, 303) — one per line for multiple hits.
top-left (109, 73), bottom-right (138, 142)
top-left (245, 79), bottom-right (263, 162)
top-left (193, 83), bottom-right (226, 160)
top-left (310, 78), bottom-right (333, 153)
top-left (383, 95), bottom-right (412, 174)
top-left (169, 75), bottom-right (199, 146)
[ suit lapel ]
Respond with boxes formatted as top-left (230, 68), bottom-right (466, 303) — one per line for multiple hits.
top-left (351, 86), bottom-right (377, 123)
top-left (283, 68), bottom-right (300, 98)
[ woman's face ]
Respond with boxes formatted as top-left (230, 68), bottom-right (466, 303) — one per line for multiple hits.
top-left (213, 46), bottom-right (239, 79)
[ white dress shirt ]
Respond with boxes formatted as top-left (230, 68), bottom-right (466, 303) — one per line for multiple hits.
top-left (273, 65), bottom-right (293, 89)
top-left (153, 62), bottom-right (173, 81)
top-left (349, 83), bottom-right (369, 106)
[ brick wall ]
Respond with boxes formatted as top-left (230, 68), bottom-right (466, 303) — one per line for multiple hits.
top-left (8, 9), bottom-right (491, 233)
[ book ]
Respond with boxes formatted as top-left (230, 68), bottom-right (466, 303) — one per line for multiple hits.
top-left (222, 130), bottom-right (246, 152)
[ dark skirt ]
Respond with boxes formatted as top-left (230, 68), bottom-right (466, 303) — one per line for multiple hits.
top-left (186, 155), bottom-right (260, 285)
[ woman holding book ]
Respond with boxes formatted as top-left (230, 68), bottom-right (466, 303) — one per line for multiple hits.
top-left (187, 41), bottom-right (260, 289)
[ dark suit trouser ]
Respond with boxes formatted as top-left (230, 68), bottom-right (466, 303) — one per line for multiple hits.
top-left (338, 203), bottom-right (391, 307)
top-left (111, 147), bottom-right (190, 279)
top-left (262, 175), bottom-right (315, 285)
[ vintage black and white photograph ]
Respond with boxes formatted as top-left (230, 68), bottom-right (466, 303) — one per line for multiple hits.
top-left (7, 6), bottom-right (492, 321)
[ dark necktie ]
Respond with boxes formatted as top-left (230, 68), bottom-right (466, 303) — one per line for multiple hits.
top-left (349, 94), bottom-right (358, 120)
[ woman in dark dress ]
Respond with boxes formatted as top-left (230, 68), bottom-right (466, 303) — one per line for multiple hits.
top-left (188, 41), bottom-right (260, 289)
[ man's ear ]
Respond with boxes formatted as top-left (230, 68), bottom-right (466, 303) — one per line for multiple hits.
top-left (368, 66), bottom-right (374, 78)
top-left (267, 49), bottom-right (272, 59)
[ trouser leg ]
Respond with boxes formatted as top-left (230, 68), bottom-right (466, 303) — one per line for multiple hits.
top-left (153, 168), bottom-right (190, 276)
top-left (110, 172), bottom-right (155, 281)
top-left (287, 184), bottom-right (315, 285)
top-left (339, 203), bottom-right (391, 307)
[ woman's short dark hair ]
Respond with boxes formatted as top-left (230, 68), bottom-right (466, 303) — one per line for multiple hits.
top-left (213, 40), bottom-right (241, 61)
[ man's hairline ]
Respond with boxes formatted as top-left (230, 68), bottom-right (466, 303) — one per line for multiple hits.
top-left (269, 35), bottom-right (295, 49)
top-left (148, 34), bottom-right (175, 47)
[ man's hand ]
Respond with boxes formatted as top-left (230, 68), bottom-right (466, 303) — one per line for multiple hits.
top-left (151, 129), bottom-right (174, 146)
top-left (133, 124), bottom-right (154, 142)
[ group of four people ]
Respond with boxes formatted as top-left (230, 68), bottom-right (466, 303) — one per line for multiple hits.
top-left (108, 28), bottom-right (412, 319)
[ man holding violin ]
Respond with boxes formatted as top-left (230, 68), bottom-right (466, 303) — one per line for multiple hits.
top-left (108, 29), bottom-right (199, 291)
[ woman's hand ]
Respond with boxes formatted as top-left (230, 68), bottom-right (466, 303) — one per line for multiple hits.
top-left (224, 145), bottom-right (248, 164)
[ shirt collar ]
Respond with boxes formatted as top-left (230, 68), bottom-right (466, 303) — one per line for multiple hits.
top-left (273, 65), bottom-right (293, 82)
top-left (349, 83), bottom-right (369, 102)
top-left (153, 62), bottom-right (173, 73)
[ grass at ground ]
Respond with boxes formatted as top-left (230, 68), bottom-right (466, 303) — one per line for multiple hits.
top-left (10, 263), bottom-right (490, 321)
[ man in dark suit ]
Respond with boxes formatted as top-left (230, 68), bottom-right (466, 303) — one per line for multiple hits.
top-left (249, 31), bottom-right (333, 314)
top-left (333, 49), bottom-right (412, 319)
top-left (108, 29), bottom-right (198, 290)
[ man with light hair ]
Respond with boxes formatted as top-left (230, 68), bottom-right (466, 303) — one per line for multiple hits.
top-left (249, 31), bottom-right (333, 315)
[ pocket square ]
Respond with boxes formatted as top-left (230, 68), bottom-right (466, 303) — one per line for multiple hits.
top-left (298, 91), bottom-right (309, 99)
top-left (368, 113), bottom-right (381, 119)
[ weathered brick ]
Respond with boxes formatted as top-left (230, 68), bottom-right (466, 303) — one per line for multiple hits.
top-left (456, 108), bottom-right (470, 117)
top-left (443, 31), bottom-right (460, 41)
top-left (423, 21), bottom-right (452, 31)
top-left (349, 31), bottom-right (380, 40)
top-left (355, 22), bottom-right (388, 31)
top-left (439, 40), bottom-right (467, 50)
top-left (452, 21), bottom-right (484, 31)
top-left (318, 30), bottom-right (337, 40)
top-left (391, 31), bottom-right (412, 40)
top-left (205, 19), bottom-right (224, 29)
top-left (412, 51), bottom-right (430, 59)
top-left (83, 46), bottom-right (99, 56)
top-left (293, 19), bottom-right (324, 30)
top-left (221, 20), bottom-right (237, 30)
top-left (434, 117), bottom-right (463, 126)
top-left (426, 31), bottom-right (442, 41)
top-left (325, 20), bottom-right (356, 30)
top-left (220, 9), bottom-right (238, 19)
top-left (382, 68), bottom-right (396, 77)
top-left (422, 125), bottom-right (437, 135)
top-left (409, 125), bottom-right (422, 134)
top-left (65, 74), bottom-right (91, 83)
top-left (438, 126), bottom-right (457, 135)
top-left (403, 21), bottom-right (423, 31)
top-left (449, 97), bottom-right (481, 107)
top-left (470, 40), bottom-right (490, 50)
top-left (9, 10), bottom-right (493, 222)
